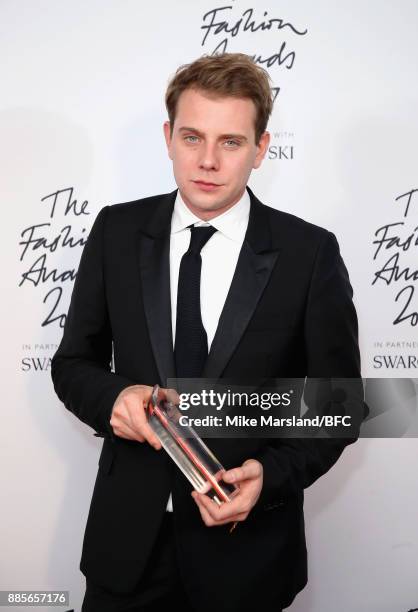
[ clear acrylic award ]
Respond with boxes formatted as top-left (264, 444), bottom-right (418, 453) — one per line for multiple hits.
top-left (146, 385), bottom-right (240, 518)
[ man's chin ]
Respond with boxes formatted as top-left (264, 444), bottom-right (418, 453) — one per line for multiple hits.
top-left (181, 190), bottom-right (221, 208)
top-left (188, 198), bottom-right (230, 215)
top-left (179, 185), bottom-right (245, 218)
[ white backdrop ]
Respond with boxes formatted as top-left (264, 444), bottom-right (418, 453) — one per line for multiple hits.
top-left (1, 1), bottom-right (418, 611)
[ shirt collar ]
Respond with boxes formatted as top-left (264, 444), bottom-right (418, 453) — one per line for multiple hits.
top-left (170, 187), bottom-right (250, 243)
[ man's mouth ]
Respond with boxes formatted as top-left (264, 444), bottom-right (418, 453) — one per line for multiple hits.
top-left (193, 180), bottom-right (221, 190)
top-left (194, 180), bottom-right (219, 186)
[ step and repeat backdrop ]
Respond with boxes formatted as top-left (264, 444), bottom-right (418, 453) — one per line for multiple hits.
top-left (1, 1), bottom-right (417, 611)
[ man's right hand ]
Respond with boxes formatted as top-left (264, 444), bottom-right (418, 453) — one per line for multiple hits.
top-left (109, 384), bottom-right (162, 450)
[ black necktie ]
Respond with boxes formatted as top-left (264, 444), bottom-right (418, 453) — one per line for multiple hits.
top-left (174, 224), bottom-right (218, 379)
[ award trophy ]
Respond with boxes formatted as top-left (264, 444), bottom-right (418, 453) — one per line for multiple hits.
top-left (146, 385), bottom-right (239, 532)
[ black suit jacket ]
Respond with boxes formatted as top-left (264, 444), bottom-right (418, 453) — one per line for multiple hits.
top-left (51, 186), bottom-right (361, 611)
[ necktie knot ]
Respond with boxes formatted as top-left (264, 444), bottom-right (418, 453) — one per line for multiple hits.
top-left (188, 225), bottom-right (217, 255)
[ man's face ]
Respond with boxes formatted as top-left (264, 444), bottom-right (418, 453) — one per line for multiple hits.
top-left (163, 88), bottom-right (270, 220)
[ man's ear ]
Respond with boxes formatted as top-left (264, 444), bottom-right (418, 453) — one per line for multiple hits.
top-left (253, 131), bottom-right (270, 169)
top-left (163, 121), bottom-right (173, 160)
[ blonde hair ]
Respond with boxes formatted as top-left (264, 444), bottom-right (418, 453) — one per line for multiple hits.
top-left (165, 53), bottom-right (273, 144)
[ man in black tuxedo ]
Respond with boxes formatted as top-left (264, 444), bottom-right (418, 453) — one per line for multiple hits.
top-left (51, 53), bottom-right (361, 612)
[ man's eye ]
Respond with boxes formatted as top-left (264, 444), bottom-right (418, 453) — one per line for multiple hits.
top-left (224, 140), bottom-right (240, 147)
top-left (185, 135), bottom-right (199, 143)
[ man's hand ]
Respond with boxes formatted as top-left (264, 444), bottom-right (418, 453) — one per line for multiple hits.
top-left (110, 384), bottom-right (163, 449)
top-left (191, 459), bottom-right (263, 527)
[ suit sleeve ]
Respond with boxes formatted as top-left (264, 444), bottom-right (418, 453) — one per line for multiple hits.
top-left (51, 206), bottom-right (136, 440)
top-left (255, 230), bottom-right (363, 508)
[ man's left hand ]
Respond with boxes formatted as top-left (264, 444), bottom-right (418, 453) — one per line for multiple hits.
top-left (191, 459), bottom-right (263, 527)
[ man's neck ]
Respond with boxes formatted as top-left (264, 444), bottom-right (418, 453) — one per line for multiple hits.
top-left (179, 188), bottom-right (246, 222)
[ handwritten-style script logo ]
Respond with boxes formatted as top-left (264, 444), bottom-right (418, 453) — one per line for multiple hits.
top-left (200, 4), bottom-right (308, 102)
top-left (19, 187), bottom-right (91, 328)
top-left (372, 188), bottom-right (418, 326)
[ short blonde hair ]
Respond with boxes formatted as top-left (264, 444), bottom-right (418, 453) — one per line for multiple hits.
top-left (165, 53), bottom-right (273, 144)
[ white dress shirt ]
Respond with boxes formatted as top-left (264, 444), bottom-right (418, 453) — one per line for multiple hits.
top-left (165, 187), bottom-right (250, 511)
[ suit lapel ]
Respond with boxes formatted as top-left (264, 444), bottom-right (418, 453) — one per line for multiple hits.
top-left (137, 191), bottom-right (177, 386)
top-left (136, 187), bottom-right (280, 384)
top-left (202, 187), bottom-right (281, 378)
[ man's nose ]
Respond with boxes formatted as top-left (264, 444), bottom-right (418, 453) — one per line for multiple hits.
top-left (198, 142), bottom-right (219, 171)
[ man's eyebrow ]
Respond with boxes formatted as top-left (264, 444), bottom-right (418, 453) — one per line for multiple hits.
top-left (178, 126), bottom-right (248, 141)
